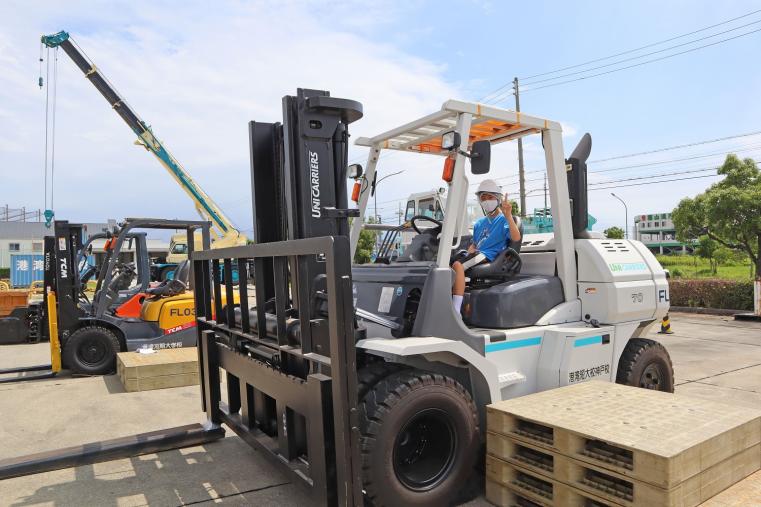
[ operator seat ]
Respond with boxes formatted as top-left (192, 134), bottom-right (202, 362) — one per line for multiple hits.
top-left (467, 216), bottom-right (523, 280)
top-left (146, 260), bottom-right (189, 298)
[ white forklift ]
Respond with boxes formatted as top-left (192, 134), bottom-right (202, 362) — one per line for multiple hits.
top-left (347, 100), bottom-right (673, 506)
top-left (191, 91), bottom-right (674, 507)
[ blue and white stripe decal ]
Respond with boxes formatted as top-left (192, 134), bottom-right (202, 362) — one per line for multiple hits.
top-left (574, 335), bottom-right (603, 348)
top-left (485, 336), bottom-right (542, 353)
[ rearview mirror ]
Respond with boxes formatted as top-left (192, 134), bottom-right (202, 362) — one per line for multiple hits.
top-left (470, 140), bottom-right (491, 174)
top-left (348, 163), bottom-right (363, 179)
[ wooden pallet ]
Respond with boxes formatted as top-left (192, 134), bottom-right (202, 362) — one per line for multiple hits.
top-left (117, 347), bottom-right (199, 392)
top-left (488, 432), bottom-right (761, 507)
top-left (487, 382), bottom-right (761, 489)
top-left (486, 455), bottom-right (617, 507)
top-left (0, 289), bottom-right (29, 317)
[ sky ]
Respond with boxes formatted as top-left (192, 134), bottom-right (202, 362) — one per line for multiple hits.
top-left (2, 0), bottom-right (761, 237)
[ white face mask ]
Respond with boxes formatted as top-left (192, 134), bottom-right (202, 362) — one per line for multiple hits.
top-left (480, 199), bottom-right (500, 214)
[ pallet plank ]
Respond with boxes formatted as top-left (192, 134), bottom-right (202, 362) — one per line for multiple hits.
top-left (488, 433), bottom-right (761, 507)
top-left (487, 382), bottom-right (761, 489)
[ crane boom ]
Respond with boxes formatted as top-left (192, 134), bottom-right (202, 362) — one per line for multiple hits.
top-left (41, 31), bottom-right (246, 246)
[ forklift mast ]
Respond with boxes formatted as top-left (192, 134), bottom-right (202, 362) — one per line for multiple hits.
top-left (194, 88), bottom-right (364, 506)
top-left (250, 89), bottom-right (363, 335)
top-left (45, 222), bottom-right (87, 336)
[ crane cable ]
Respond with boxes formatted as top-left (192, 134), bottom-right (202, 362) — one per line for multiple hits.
top-left (39, 45), bottom-right (58, 226)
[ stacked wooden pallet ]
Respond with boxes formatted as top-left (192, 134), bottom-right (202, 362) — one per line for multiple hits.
top-left (486, 382), bottom-right (761, 507)
top-left (117, 347), bottom-right (199, 392)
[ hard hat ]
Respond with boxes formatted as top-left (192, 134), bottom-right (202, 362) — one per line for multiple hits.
top-left (475, 179), bottom-right (502, 197)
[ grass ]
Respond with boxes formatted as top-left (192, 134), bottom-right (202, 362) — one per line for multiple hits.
top-left (656, 254), bottom-right (754, 280)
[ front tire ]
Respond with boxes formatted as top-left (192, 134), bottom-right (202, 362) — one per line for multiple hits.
top-left (359, 369), bottom-right (479, 507)
top-left (616, 338), bottom-right (674, 392)
top-left (63, 326), bottom-right (121, 375)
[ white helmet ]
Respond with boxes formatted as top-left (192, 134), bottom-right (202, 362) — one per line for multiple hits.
top-left (475, 179), bottom-right (502, 198)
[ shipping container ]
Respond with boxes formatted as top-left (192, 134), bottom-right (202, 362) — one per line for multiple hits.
top-left (10, 254), bottom-right (44, 288)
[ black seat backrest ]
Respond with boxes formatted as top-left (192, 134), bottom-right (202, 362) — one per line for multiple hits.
top-left (511, 215), bottom-right (524, 253)
top-left (174, 260), bottom-right (191, 285)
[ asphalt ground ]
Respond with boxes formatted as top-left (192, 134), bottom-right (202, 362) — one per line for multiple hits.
top-left (0, 312), bottom-right (759, 506)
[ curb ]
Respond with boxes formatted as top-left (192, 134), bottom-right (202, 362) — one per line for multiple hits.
top-left (669, 306), bottom-right (744, 316)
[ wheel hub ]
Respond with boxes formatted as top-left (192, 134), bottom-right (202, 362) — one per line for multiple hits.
top-left (393, 408), bottom-right (457, 492)
top-left (640, 363), bottom-right (663, 390)
top-left (80, 338), bottom-right (106, 366)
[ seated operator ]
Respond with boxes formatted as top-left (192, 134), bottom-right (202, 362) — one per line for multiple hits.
top-left (451, 179), bottom-right (521, 314)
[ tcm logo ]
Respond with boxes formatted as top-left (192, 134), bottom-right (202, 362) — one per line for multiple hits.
top-left (59, 258), bottom-right (68, 279)
top-left (310, 150), bottom-right (321, 218)
top-left (169, 307), bottom-right (195, 317)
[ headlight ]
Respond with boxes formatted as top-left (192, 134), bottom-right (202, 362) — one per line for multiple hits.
top-left (441, 131), bottom-right (460, 151)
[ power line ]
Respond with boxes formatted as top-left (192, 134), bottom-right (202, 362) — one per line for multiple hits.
top-left (512, 27), bottom-right (761, 96)
top-left (374, 131), bottom-right (761, 210)
top-left (520, 18), bottom-right (761, 87)
top-left (519, 8), bottom-right (761, 81)
top-left (494, 144), bottom-right (761, 186)
top-left (590, 129), bottom-right (761, 163)
top-left (589, 173), bottom-right (721, 191)
top-left (478, 8), bottom-right (761, 104)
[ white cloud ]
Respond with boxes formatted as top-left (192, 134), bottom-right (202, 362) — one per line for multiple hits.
top-left (0, 1), bottom-right (461, 232)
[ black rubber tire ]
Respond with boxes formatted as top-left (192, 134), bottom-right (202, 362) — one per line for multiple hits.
top-left (359, 369), bottom-right (480, 507)
top-left (357, 361), bottom-right (409, 400)
top-left (616, 338), bottom-right (674, 392)
top-left (63, 326), bottom-right (121, 375)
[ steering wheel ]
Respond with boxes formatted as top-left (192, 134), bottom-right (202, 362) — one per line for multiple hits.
top-left (409, 215), bottom-right (443, 235)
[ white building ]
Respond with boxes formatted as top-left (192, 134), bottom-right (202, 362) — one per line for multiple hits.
top-left (633, 212), bottom-right (694, 255)
top-left (0, 221), bottom-right (115, 269)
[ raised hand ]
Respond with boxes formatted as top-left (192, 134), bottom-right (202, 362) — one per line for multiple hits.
top-left (501, 193), bottom-right (512, 216)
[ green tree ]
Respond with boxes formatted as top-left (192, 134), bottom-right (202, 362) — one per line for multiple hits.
top-left (353, 216), bottom-right (379, 264)
top-left (672, 155), bottom-right (760, 280)
top-left (604, 226), bottom-right (625, 239)
top-left (694, 236), bottom-right (731, 275)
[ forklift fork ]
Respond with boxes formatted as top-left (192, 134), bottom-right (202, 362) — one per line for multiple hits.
top-left (0, 291), bottom-right (61, 384)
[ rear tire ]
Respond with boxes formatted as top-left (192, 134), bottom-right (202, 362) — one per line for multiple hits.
top-left (63, 326), bottom-right (121, 375)
top-left (359, 369), bottom-right (480, 507)
top-left (616, 338), bottom-right (674, 392)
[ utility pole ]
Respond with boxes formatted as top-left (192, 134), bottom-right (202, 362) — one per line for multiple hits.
top-left (514, 77), bottom-right (526, 217)
top-left (373, 170), bottom-right (405, 224)
top-left (543, 174), bottom-right (547, 216)
top-left (611, 193), bottom-right (629, 239)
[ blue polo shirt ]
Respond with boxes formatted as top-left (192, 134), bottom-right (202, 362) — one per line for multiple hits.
top-left (473, 214), bottom-right (511, 261)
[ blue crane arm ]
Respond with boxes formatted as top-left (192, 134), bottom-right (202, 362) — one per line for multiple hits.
top-left (41, 31), bottom-right (241, 241)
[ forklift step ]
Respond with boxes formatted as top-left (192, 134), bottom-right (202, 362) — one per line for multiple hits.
top-left (0, 423), bottom-right (224, 480)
